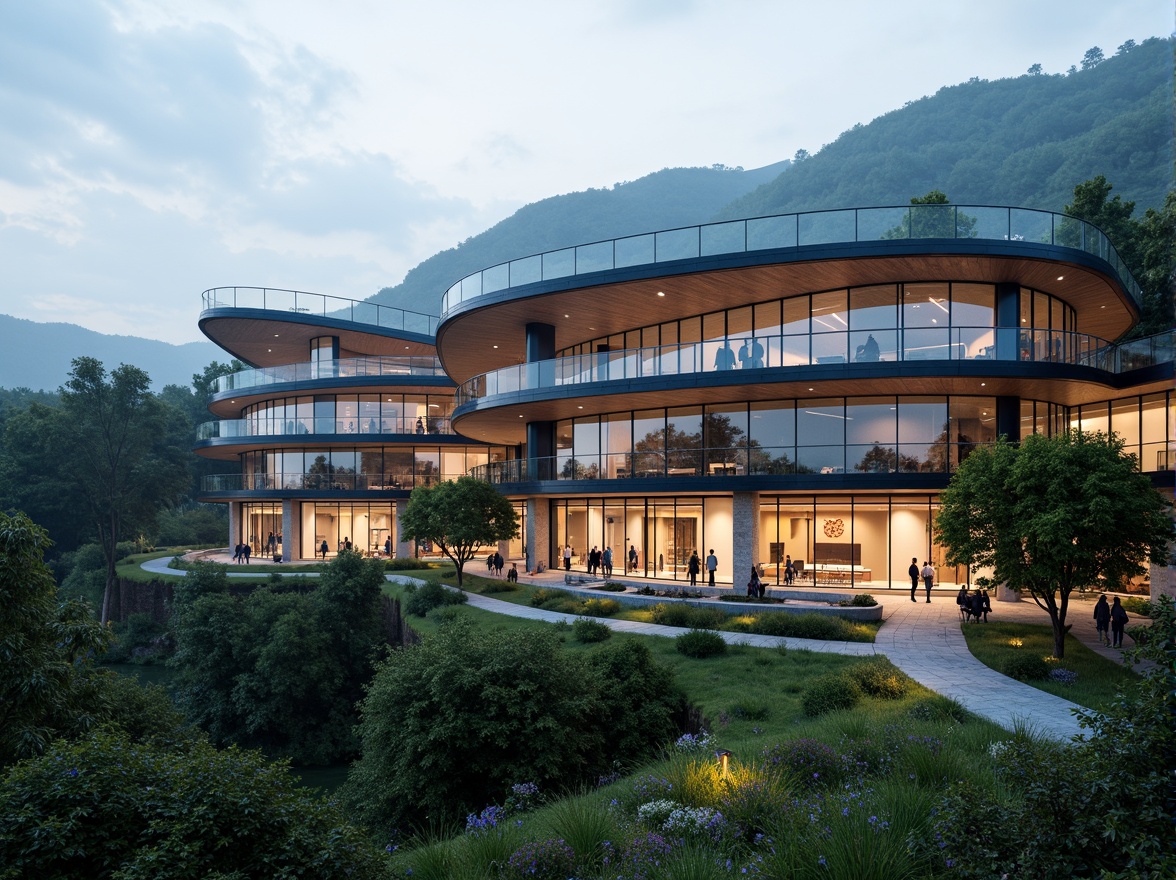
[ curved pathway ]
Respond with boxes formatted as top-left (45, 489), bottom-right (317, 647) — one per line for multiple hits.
top-left (144, 554), bottom-right (1145, 741)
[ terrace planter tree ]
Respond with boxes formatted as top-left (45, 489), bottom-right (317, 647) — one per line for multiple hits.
top-left (399, 476), bottom-right (519, 587)
top-left (935, 430), bottom-right (1171, 659)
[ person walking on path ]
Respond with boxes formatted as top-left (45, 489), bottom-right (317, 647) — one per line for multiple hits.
top-left (956, 585), bottom-right (968, 621)
top-left (705, 549), bottom-right (718, 586)
top-left (1109, 596), bottom-right (1130, 648)
top-left (1093, 594), bottom-right (1111, 645)
top-left (921, 561), bottom-right (934, 602)
top-left (909, 557), bottom-right (920, 602)
top-left (687, 551), bottom-right (701, 587)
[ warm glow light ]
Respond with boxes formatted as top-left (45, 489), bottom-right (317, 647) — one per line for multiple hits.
top-left (716, 749), bottom-right (732, 777)
top-left (657, 291), bottom-right (665, 297)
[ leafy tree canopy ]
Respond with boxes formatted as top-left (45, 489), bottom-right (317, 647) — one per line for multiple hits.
top-left (343, 619), bottom-right (682, 832)
top-left (400, 476), bottom-right (519, 586)
top-left (0, 729), bottom-right (388, 880)
top-left (935, 430), bottom-right (1172, 658)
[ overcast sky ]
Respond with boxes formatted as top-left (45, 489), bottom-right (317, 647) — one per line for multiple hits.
top-left (0, 0), bottom-right (1169, 345)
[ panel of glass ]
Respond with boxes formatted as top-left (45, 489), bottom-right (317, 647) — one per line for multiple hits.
top-left (799, 209), bottom-right (855, 245)
top-left (951, 397), bottom-right (996, 468)
top-left (510, 255), bottom-right (542, 286)
top-left (632, 410), bottom-right (665, 476)
top-left (857, 207), bottom-right (909, 240)
top-left (573, 417), bottom-right (601, 479)
top-left (543, 248), bottom-right (575, 280)
top-left (655, 228), bottom-right (699, 262)
top-left (700, 220), bottom-right (746, 256)
top-left (969, 206), bottom-right (1012, 241)
top-left (666, 407), bottom-right (702, 475)
top-left (576, 241), bottom-right (613, 275)
top-left (615, 234), bottom-right (654, 268)
top-left (482, 262), bottom-right (510, 293)
top-left (747, 214), bottom-right (797, 250)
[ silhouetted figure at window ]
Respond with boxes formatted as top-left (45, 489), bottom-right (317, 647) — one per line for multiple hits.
top-left (856, 334), bottom-right (880, 362)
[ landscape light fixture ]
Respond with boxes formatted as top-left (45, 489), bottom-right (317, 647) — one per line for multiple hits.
top-left (716, 749), bottom-right (731, 777)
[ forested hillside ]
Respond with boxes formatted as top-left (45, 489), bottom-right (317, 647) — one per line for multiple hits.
top-left (371, 162), bottom-right (789, 316)
top-left (721, 37), bottom-right (1172, 220)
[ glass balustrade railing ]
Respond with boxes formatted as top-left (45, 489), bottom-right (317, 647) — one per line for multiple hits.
top-left (202, 472), bottom-right (467, 492)
top-left (456, 327), bottom-right (1134, 406)
top-left (441, 205), bottom-right (1143, 317)
top-left (202, 287), bottom-right (439, 336)
top-left (214, 356), bottom-right (447, 393)
top-left (196, 416), bottom-right (454, 441)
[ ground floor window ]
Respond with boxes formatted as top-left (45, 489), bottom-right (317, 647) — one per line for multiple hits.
top-left (241, 502), bottom-right (283, 556)
top-left (300, 502), bottom-right (393, 559)
top-left (547, 493), bottom-right (990, 589)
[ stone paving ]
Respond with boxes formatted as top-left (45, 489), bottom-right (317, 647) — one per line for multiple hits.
top-left (145, 553), bottom-right (1154, 741)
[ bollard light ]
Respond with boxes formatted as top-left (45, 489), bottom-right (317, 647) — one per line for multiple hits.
top-left (716, 749), bottom-right (731, 777)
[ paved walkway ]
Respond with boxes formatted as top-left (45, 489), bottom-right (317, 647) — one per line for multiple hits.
top-left (143, 553), bottom-right (1152, 741)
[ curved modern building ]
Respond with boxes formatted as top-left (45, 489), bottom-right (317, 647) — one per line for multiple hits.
top-left (197, 205), bottom-right (1174, 588)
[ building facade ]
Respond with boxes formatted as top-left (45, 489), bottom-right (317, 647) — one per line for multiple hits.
top-left (197, 205), bottom-right (1174, 590)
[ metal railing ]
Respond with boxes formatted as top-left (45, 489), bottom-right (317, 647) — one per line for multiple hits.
top-left (196, 416), bottom-right (454, 441)
top-left (202, 287), bottom-right (439, 336)
top-left (442, 205), bottom-right (1144, 316)
top-left (457, 327), bottom-right (1129, 406)
top-left (215, 356), bottom-right (447, 393)
top-left (202, 472), bottom-right (465, 492)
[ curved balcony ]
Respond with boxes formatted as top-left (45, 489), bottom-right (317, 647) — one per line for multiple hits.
top-left (202, 287), bottom-right (438, 336)
top-left (196, 416), bottom-right (454, 441)
top-left (470, 442), bottom-right (980, 484)
top-left (215, 355), bottom-right (447, 394)
top-left (202, 472), bottom-right (464, 494)
top-left (442, 205), bottom-right (1143, 318)
top-left (456, 327), bottom-right (1129, 406)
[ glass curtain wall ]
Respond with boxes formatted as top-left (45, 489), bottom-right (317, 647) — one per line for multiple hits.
top-left (300, 502), bottom-right (393, 559)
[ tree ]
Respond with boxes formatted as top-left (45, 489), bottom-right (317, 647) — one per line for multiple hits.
top-left (1081, 46), bottom-right (1104, 70)
top-left (399, 475), bottom-right (519, 587)
top-left (343, 620), bottom-right (681, 831)
top-left (0, 730), bottom-right (388, 879)
top-left (1026, 63), bottom-right (1043, 75)
top-left (170, 554), bottom-right (390, 765)
top-left (881, 191), bottom-right (977, 240)
top-left (57, 358), bottom-right (191, 621)
top-left (935, 431), bottom-right (1172, 658)
top-left (0, 511), bottom-right (110, 767)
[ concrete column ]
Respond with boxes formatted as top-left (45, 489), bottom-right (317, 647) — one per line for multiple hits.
top-left (228, 501), bottom-right (240, 553)
top-left (732, 492), bottom-right (760, 586)
top-left (281, 500), bottom-right (296, 562)
top-left (526, 497), bottom-right (550, 574)
top-left (396, 499), bottom-right (413, 558)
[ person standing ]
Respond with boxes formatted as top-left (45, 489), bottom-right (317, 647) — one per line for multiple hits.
top-left (687, 551), bottom-right (700, 587)
top-left (603, 546), bottom-right (613, 578)
top-left (955, 585), bottom-right (968, 620)
top-left (628, 544), bottom-right (638, 573)
top-left (921, 561), bottom-right (934, 602)
top-left (320, 539), bottom-right (329, 560)
top-left (1109, 596), bottom-right (1129, 648)
top-left (564, 544), bottom-right (573, 571)
top-left (705, 549), bottom-right (718, 586)
top-left (242, 542), bottom-right (251, 563)
top-left (908, 557), bottom-right (920, 602)
top-left (747, 566), bottom-right (760, 598)
top-left (784, 555), bottom-right (794, 585)
top-left (1093, 595), bottom-right (1111, 645)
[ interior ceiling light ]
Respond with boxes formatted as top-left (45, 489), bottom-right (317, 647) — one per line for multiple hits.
top-left (1057, 275), bottom-right (1064, 281)
top-left (657, 291), bottom-right (665, 297)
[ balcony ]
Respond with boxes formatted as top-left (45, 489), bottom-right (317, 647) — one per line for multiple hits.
top-left (196, 416), bottom-right (455, 441)
top-left (215, 355), bottom-right (447, 393)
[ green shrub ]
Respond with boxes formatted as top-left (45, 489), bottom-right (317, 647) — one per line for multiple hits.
top-left (840, 593), bottom-right (878, 607)
top-left (403, 581), bottom-right (468, 617)
top-left (651, 603), bottom-right (727, 629)
top-left (594, 582), bottom-right (628, 592)
top-left (431, 606), bottom-right (462, 625)
top-left (386, 557), bottom-right (432, 571)
top-left (799, 673), bottom-right (861, 717)
top-left (572, 618), bottom-right (613, 643)
top-left (530, 588), bottom-right (566, 607)
top-left (675, 629), bottom-right (728, 658)
top-left (1121, 597), bottom-right (1152, 617)
top-left (846, 657), bottom-right (908, 699)
top-left (581, 597), bottom-right (620, 617)
top-left (1002, 652), bottom-right (1051, 681)
top-left (744, 611), bottom-right (860, 641)
top-left (907, 695), bottom-right (975, 724)
top-left (477, 579), bottom-right (518, 594)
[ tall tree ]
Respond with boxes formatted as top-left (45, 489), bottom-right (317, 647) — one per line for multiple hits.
top-left (57, 357), bottom-right (190, 622)
top-left (0, 510), bottom-right (110, 767)
top-left (399, 476), bottom-right (519, 587)
top-left (935, 431), bottom-right (1172, 658)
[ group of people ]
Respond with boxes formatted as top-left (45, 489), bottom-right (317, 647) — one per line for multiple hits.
top-left (1093, 594), bottom-right (1130, 648)
top-left (746, 565), bottom-right (766, 598)
top-left (586, 546), bottom-right (613, 577)
top-left (955, 586), bottom-right (992, 622)
top-left (908, 558), bottom-right (936, 602)
top-left (713, 338), bottom-right (766, 371)
top-left (485, 551), bottom-right (505, 576)
top-left (231, 542), bottom-right (251, 563)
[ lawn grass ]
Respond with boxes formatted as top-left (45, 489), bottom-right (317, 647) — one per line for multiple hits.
top-left (959, 619), bottom-right (1141, 713)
